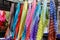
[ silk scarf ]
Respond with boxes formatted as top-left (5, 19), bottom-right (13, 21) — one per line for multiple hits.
top-left (14, 4), bottom-right (23, 40)
top-left (48, 0), bottom-right (56, 40)
top-left (30, 2), bottom-right (41, 40)
top-left (36, 0), bottom-right (48, 40)
top-left (21, 3), bottom-right (32, 40)
top-left (11, 2), bottom-right (20, 38)
top-left (25, 0), bottom-right (36, 40)
top-left (18, 1), bottom-right (28, 40)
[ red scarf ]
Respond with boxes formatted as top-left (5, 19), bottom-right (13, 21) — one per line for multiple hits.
top-left (14, 4), bottom-right (23, 40)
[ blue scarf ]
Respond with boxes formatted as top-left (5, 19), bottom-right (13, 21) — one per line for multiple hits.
top-left (30, 2), bottom-right (41, 40)
top-left (11, 2), bottom-right (20, 38)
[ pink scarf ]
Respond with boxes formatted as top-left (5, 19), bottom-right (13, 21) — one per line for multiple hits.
top-left (0, 10), bottom-right (6, 22)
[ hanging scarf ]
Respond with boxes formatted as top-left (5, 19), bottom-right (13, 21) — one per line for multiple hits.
top-left (25, 0), bottom-right (36, 40)
top-left (14, 4), bottom-right (23, 40)
top-left (36, 0), bottom-right (48, 40)
top-left (53, 0), bottom-right (58, 34)
top-left (48, 0), bottom-right (56, 40)
top-left (21, 3), bottom-right (32, 40)
top-left (18, 1), bottom-right (28, 40)
top-left (30, 2), bottom-right (41, 40)
top-left (11, 2), bottom-right (20, 38)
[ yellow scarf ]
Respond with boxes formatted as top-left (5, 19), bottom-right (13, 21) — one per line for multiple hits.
top-left (18, 1), bottom-right (28, 40)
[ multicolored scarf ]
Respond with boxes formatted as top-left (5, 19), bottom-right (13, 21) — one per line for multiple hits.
top-left (18, 1), bottom-right (28, 40)
top-left (21, 4), bottom-right (32, 40)
top-left (48, 0), bottom-right (57, 40)
top-left (11, 2), bottom-right (20, 38)
top-left (30, 2), bottom-right (41, 40)
top-left (25, 0), bottom-right (36, 40)
top-left (36, 0), bottom-right (48, 40)
top-left (14, 4), bottom-right (23, 40)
